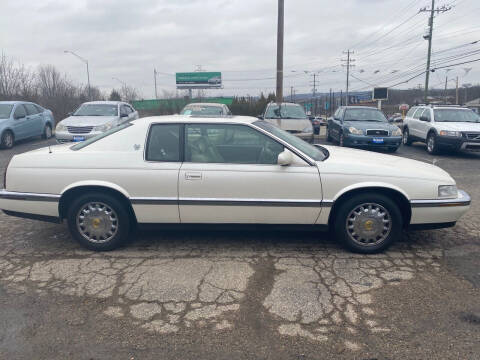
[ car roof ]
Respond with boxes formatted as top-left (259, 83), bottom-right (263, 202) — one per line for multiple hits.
top-left (82, 101), bottom-right (125, 105)
top-left (132, 115), bottom-right (257, 126)
top-left (0, 101), bottom-right (35, 105)
top-left (184, 103), bottom-right (226, 107)
top-left (342, 106), bottom-right (378, 109)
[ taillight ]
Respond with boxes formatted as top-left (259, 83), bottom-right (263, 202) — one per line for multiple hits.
top-left (3, 156), bottom-right (12, 189)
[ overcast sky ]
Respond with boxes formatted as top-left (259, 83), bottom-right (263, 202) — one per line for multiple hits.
top-left (1, 0), bottom-right (479, 98)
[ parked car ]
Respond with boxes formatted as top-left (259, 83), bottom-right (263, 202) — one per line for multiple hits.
top-left (180, 103), bottom-right (231, 116)
top-left (0, 115), bottom-right (470, 253)
top-left (261, 102), bottom-right (314, 142)
top-left (310, 117), bottom-right (326, 135)
top-left (0, 101), bottom-right (54, 149)
top-left (327, 106), bottom-right (402, 152)
top-left (55, 101), bottom-right (138, 143)
top-left (403, 105), bottom-right (480, 154)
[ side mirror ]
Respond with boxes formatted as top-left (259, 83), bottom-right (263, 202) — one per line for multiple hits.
top-left (277, 149), bottom-right (293, 166)
top-left (67, 112), bottom-right (73, 116)
top-left (120, 113), bottom-right (128, 118)
top-left (419, 116), bottom-right (429, 122)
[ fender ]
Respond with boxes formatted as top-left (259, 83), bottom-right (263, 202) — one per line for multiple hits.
top-left (61, 180), bottom-right (131, 198)
top-left (330, 181), bottom-right (411, 203)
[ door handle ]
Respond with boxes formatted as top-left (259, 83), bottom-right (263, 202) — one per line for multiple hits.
top-left (185, 172), bottom-right (202, 180)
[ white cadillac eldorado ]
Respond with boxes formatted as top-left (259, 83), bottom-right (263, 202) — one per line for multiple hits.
top-left (0, 115), bottom-right (471, 253)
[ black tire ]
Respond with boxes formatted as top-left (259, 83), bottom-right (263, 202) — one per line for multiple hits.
top-left (326, 127), bottom-right (332, 142)
top-left (333, 192), bottom-right (403, 253)
top-left (402, 127), bottom-right (412, 146)
top-left (67, 192), bottom-right (131, 251)
top-left (0, 130), bottom-right (14, 149)
top-left (426, 132), bottom-right (439, 155)
top-left (339, 132), bottom-right (345, 147)
top-left (42, 123), bottom-right (52, 139)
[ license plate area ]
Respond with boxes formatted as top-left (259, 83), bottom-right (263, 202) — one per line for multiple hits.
top-left (73, 136), bottom-right (85, 142)
top-left (372, 138), bottom-right (384, 144)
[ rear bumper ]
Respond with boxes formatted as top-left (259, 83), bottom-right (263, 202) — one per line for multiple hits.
top-left (0, 189), bottom-right (60, 218)
top-left (344, 134), bottom-right (402, 148)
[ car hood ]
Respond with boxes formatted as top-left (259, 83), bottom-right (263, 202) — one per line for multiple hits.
top-left (318, 145), bottom-right (453, 183)
top-left (434, 122), bottom-right (480, 132)
top-left (343, 121), bottom-right (398, 131)
top-left (264, 118), bottom-right (312, 131)
top-left (59, 116), bottom-right (118, 126)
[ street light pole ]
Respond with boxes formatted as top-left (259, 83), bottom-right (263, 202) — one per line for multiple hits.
top-left (154, 69), bottom-right (158, 99)
top-left (64, 50), bottom-right (91, 100)
top-left (276, 0), bottom-right (284, 104)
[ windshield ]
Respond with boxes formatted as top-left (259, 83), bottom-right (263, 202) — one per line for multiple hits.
top-left (181, 105), bottom-right (224, 116)
top-left (74, 104), bottom-right (118, 116)
top-left (254, 120), bottom-right (326, 161)
top-left (71, 122), bottom-right (132, 150)
top-left (0, 104), bottom-right (13, 119)
top-left (0, 104), bottom-right (13, 118)
top-left (344, 108), bottom-right (387, 122)
top-left (434, 109), bottom-right (480, 123)
top-left (265, 104), bottom-right (307, 119)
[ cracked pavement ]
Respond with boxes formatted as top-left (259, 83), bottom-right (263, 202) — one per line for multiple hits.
top-left (0, 138), bottom-right (479, 359)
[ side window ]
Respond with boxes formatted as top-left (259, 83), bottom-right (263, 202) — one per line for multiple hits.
top-left (406, 108), bottom-right (416, 117)
top-left (185, 124), bottom-right (284, 165)
top-left (422, 109), bottom-right (431, 121)
top-left (120, 105), bottom-right (128, 116)
top-left (145, 124), bottom-right (181, 162)
top-left (24, 104), bottom-right (39, 115)
top-left (34, 104), bottom-right (44, 113)
top-left (127, 106), bottom-right (134, 114)
top-left (413, 108), bottom-right (424, 119)
top-left (13, 104), bottom-right (27, 119)
top-left (334, 109), bottom-right (341, 119)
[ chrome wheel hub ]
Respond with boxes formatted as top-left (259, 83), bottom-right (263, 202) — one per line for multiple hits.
top-left (76, 202), bottom-right (118, 243)
top-left (4, 133), bottom-right (13, 147)
top-left (427, 136), bottom-right (434, 152)
top-left (45, 126), bottom-right (52, 138)
top-left (346, 203), bottom-right (392, 246)
top-left (403, 131), bottom-right (408, 144)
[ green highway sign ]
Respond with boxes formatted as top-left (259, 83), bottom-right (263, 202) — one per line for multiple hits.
top-left (176, 72), bottom-right (222, 89)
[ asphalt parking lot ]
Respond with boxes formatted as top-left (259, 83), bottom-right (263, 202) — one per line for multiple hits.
top-left (0, 135), bottom-right (479, 360)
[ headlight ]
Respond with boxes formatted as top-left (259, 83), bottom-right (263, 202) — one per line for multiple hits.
top-left (438, 185), bottom-right (458, 198)
top-left (391, 127), bottom-right (402, 136)
top-left (94, 123), bottom-right (113, 132)
top-left (439, 130), bottom-right (461, 137)
top-left (302, 126), bottom-right (313, 133)
top-left (348, 127), bottom-right (363, 135)
top-left (56, 123), bottom-right (66, 132)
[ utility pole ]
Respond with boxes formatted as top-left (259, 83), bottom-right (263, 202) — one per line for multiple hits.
top-left (341, 50), bottom-right (355, 106)
top-left (456, 76), bottom-right (459, 104)
top-left (420, 1), bottom-right (452, 103)
top-left (444, 75), bottom-right (448, 104)
top-left (276, 0), bottom-right (284, 104)
top-left (329, 88), bottom-right (332, 116)
top-left (64, 50), bottom-right (91, 100)
top-left (290, 86), bottom-right (294, 102)
top-left (154, 69), bottom-right (158, 99)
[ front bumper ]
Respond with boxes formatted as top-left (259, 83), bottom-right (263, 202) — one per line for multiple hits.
top-left (436, 135), bottom-right (480, 152)
top-left (409, 190), bottom-right (471, 225)
top-left (55, 130), bottom-right (102, 143)
top-left (344, 134), bottom-right (402, 148)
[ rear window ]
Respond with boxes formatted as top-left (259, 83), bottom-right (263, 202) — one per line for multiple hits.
top-left (71, 123), bottom-right (132, 150)
top-left (265, 104), bottom-right (307, 119)
top-left (0, 104), bottom-right (13, 118)
top-left (145, 124), bottom-right (181, 162)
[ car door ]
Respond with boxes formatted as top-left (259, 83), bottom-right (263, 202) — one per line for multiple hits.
top-left (408, 107), bottom-right (425, 138)
top-left (11, 104), bottom-right (29, 140)
top-left (330, 108), bottom-right (343, 140)
top-left (23, 103), bottom-right (43, 136)
top-left (417, 108), bottom-right (432, 139)
top-left (178, 123), bottom-right (322, 224)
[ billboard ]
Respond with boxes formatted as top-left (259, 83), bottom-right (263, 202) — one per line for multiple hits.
top-left (176, 72), bottom-right (222, 89)
top-left (373, 87), bottom-right (388, 100)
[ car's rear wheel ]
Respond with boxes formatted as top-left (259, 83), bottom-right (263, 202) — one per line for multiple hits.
top-left (339, 133), bottom-right (345, 147)
top-left (67, 192), bottom-right (131, 251)
top-left (0, 130), bottom-right (14, 149)
top-left (326, 127), bottom-right (332, 142)
top-left (402, 127), bottom-right (412, 146)
top-left (334, 193), bottom-right (403, 253)
top-left (43, 124), bottom-right (52, 139)
top-left (426, 132), bottom-right (439, 155)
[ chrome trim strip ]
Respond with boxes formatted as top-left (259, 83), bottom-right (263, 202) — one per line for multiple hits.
top-left (0, 189), bottom-right (60, 202)
top-left (130, 196), bottom-right (326, 208)
top-left (410, 190), bottom-right (471, 208)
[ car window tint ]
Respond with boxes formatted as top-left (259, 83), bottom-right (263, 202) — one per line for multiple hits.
top-left (185, 124), bottom-right (284, 165)
top-left (14, 104), bottom-right (27, 118)
top-left (24, 104), bottom-right (39, 115)
top-left (413, 108), bottom-right (424, 119)
top-left (422, 109), bottom-right (431, 121)
top-left (406, 108), bottom-right (416, 117)
top-left (146, 124), bottom-right (181, 162)
top-left (34, 104), bottom-right (44, 113)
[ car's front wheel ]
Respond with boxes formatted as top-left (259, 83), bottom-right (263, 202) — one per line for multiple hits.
top-left (402, 127), bottom-right (412, 146)
top-left (67, 193), bottom-right (131, 251)
top-left (0, 130), bottom-right (14, 149)
top-left (339, 133), bottom-right (345, 147)
top-left (334, 193), bottom-right (403, 253)
top-left (426, 132), bottom-right (439, 154)
top-left (326, 127), bottom-right (332, 142)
